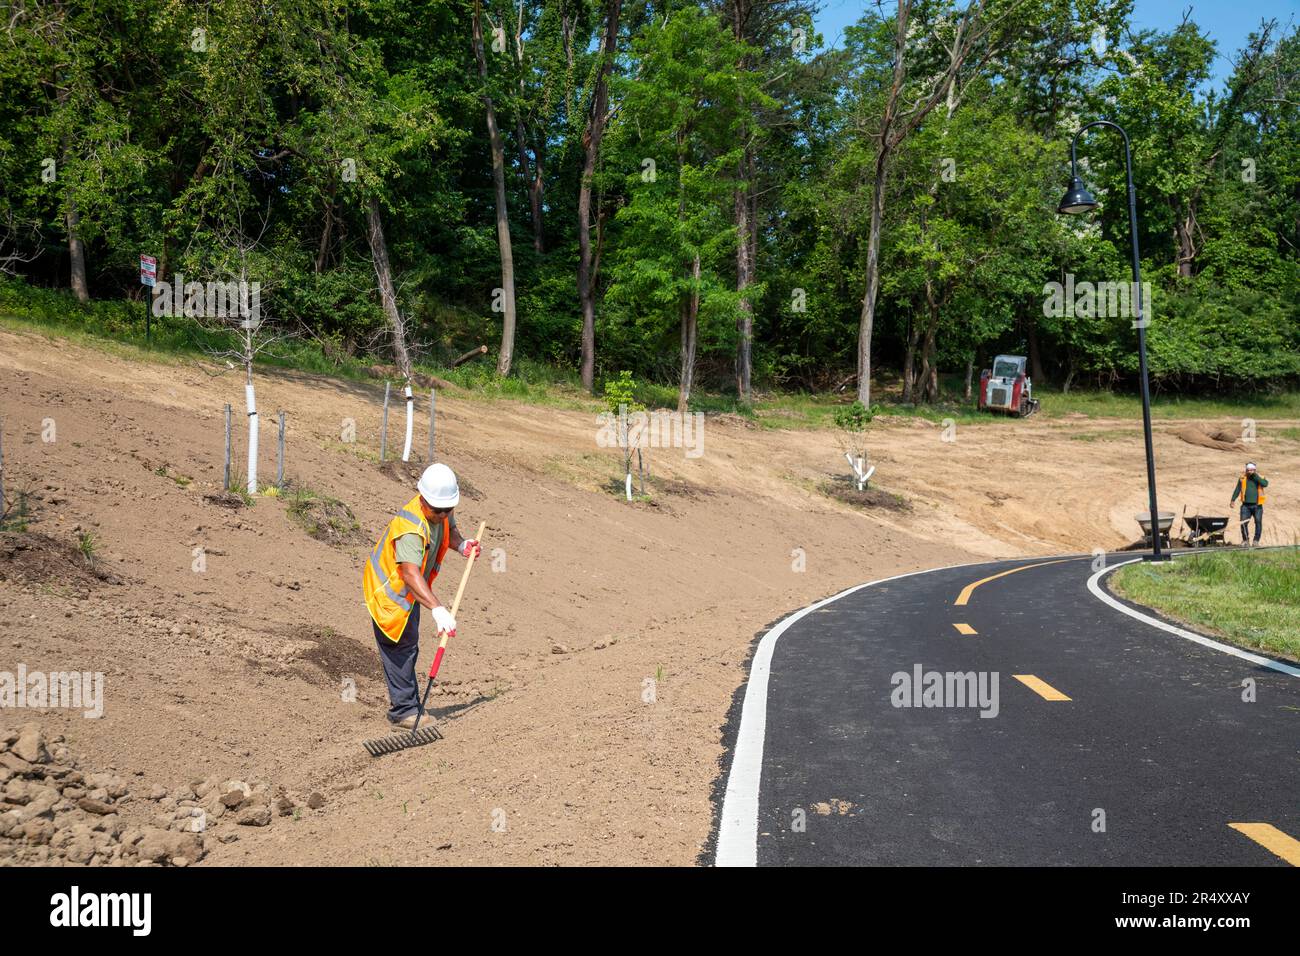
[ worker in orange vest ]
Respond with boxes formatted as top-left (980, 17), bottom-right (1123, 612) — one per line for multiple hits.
top-left (1230, 462), bottom-right (1268, 547)
top-left (363, 464), bottom-right (481, 729)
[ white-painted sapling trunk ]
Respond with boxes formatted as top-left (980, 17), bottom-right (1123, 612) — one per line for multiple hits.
top-left (845, 451), bottom-right (873, 491)
top-left (402, 384), bottom-right (413, 462)
top-left (246, 382), bottom-right (259, 494)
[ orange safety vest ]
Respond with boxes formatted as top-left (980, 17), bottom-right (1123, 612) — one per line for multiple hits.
top-left (1239, 476), bottom-right (1266, 505)
top-left (363, 495), bottom-right (451, 642)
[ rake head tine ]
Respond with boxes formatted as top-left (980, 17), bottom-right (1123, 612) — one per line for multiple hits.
top-left (362, 724), bottom-right (443, 757)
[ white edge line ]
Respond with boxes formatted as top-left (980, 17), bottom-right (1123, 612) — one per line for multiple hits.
top-left (714, 560), bottom-right (976, 867)
top-left (1087, 557), bottom-right (1300, 679)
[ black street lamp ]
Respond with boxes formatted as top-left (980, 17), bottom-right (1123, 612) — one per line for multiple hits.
top-left (1058, 120), bottom-right (1170, 561)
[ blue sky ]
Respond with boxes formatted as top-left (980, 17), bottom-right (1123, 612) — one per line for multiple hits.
top-left (813, 0), bottom-right (1297, 89)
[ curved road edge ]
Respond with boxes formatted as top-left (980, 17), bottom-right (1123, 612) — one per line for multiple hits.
top-left (1088, 557), bottom-right (1300, 679)
top-left (710, 560), bottom-right (973, 867)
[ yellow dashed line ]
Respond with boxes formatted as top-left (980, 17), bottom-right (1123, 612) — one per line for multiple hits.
top-left (954, 559), bottom-right (1077, 606)
top-left (1013, 675), bottom-right (1071, 701)
top-left (1229, 823), bottom-right (1300, 866)
top-left (952, 623), bottom-right (977, 635)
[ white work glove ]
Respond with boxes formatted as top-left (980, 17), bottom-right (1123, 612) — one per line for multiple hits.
top-left (431, 605), bottom-right (457, 636)
top-left (459, 538), bottom-right (481, 559)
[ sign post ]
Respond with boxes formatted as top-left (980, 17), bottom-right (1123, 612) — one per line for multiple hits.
top-left (139, 254), bottom-right (157, 344)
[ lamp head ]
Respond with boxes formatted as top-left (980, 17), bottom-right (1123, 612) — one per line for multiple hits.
top-left (1058, 176), bottom-right (1099, 215)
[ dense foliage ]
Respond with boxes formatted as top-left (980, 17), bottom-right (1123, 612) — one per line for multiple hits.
top-left (1, 0), bottom-right (1296, 403)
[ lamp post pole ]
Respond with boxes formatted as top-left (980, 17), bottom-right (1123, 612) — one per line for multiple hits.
top-left (1062, 120), bottom-right (1168, 560)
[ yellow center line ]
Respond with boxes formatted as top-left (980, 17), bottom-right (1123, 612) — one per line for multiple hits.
top-left (1229, 823), bottom-right (1300, 866)
top-left (952, 623), bottom-right (977, 635)
top-left (1013, 674), bottom-right (1072, 701)
top-left (954, 558), bottom-right (1079, 607)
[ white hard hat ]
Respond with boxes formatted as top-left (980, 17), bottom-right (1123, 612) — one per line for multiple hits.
top-left (1246, 462), bottom-right (1257, 471)
top-left (417, 463), bottom-right (460, 509)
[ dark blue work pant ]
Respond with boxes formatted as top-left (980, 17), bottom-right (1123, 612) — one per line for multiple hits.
top-left (373, 606), bottom-right (421, 723)
top-left (1239, 503), bottom-right (1263, 544)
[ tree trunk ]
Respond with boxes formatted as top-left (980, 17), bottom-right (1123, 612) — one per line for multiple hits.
top-left (578, 0), bottom-right (622, 392)
top-left (855, 4), bottom-right (913, 408)
top-left (1173, 199), bottom-right (1196, 279)
top-left (729, 1), bottom-right (757, 406)
top-left (963, 353), bottom-right (975, 401)
top-left (55, 84), bottom-right (90, 304)
top-left (473, 0), bottom-right (518, 377)
top-left (734, 146), bottom-right (755, 405)
top-left (529, 139), bottom-right (545, 254)
top-left (315, 190), bottom-right (335, 273)
top-left (918, 281), bottom-right (940, 403)
top-left (902, 314), bottom-right (920, 404)
top-left (1027, 316), bottom-right (1046, 384)
top-left (66, 201), bottom-right (89, 303)
top-left (366, 198), bottom-right (413, 383)
top-left (857, 146), bottom-right (891, 408)
top-left (679, 254), bottom-right (700, 414)
top-left (512, 18), bottom-right (545, 253)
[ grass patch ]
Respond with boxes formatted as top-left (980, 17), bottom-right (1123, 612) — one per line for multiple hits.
top-left (153, 463), bottom-right (192, 487)
top-left (1036, 388), bottom-right (1300, 421)
top-left (0, 490), bottom-right (32, 532)
top-left (1067, 429), bottom-right (1124, 442)
top-left (1111, 548), bottom-right (1300, 661)
top-left (284, 483), bottom-right (364, 546)
top-left (76, 531), bottom-right (99, 568)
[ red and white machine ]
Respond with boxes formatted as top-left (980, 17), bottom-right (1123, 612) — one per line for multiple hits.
top-left (978, 354), bottom-right (1039, 417)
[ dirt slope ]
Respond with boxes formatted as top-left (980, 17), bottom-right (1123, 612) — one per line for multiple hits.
top-left (1, 326), bottom-right (1296, 865)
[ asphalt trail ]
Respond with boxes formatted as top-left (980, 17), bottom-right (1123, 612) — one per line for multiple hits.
top-left (732, 554), bottom-right (1300, 866)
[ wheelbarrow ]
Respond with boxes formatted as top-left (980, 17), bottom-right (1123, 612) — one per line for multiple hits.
top-left (1183, 514), bottom-right (1229, 547)
top-left (1135, 511), bottom-right (1175, 548)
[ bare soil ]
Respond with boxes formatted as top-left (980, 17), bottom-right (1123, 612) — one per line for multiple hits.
top-left (1, 326), bottom-right (1296, 865)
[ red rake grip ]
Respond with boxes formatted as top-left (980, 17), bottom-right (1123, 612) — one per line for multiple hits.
top-left (428, 645), bottom-right (446, 680)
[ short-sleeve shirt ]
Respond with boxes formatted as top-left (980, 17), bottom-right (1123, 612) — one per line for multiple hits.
top-left (394, 513), bottom-right (456, 567)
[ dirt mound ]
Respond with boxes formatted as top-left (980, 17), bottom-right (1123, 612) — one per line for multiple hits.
top-left (658, 478), bottom-right (715, 499)
top-left (295, 626), bottom-right (378, 684)
top-left (203, 491), bottom-right (247, 510)
top-left (378, 459), bottom-right (425, 484)
top-left (820, 481), bottom-right (911, 512)
top-left (285, 492), bottom-right (366, 547)
top-left (0, 533), bottom-right (123, 588)
top-left (706, 411), bottom-right (759, 429)
top-left (1176, 425), bottom-right (1246, 452)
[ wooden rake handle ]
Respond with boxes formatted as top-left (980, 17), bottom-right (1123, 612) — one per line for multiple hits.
top-left (428, 520), bottom-right (486, 680)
